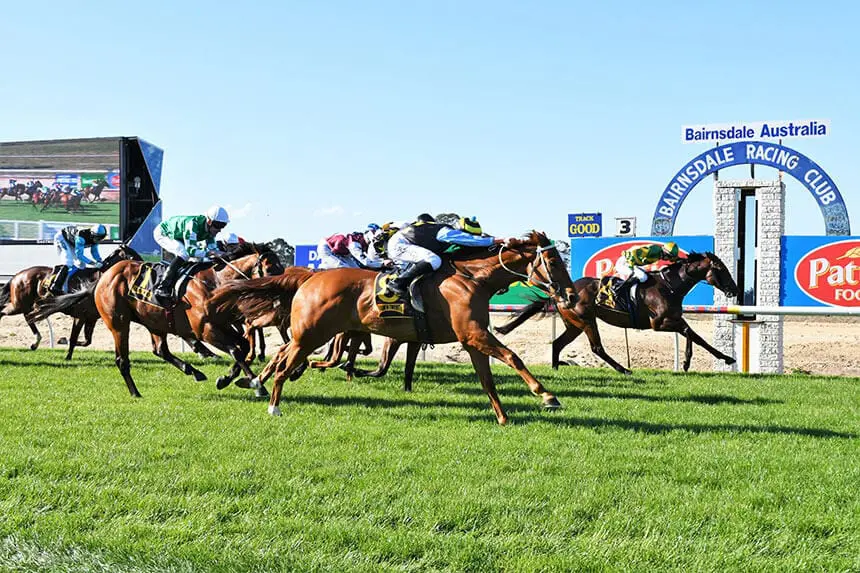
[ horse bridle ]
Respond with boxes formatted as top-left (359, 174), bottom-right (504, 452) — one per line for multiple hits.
top-left (498, 242), bottom-right (567, 302)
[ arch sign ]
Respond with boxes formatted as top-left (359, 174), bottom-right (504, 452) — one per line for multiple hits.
top-left (651, 141), bottom-right (850, 236)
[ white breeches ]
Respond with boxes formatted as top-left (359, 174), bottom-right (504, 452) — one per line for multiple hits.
top-left (614, 256), bottom-right (647, 282)
top-left (388, 234), bottom-right (442, 270)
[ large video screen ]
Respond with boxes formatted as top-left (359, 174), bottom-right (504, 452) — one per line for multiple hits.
top-left (0, 138), bottom-right (122, 243)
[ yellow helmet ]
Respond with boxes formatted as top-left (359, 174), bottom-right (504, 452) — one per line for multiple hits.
top-left (662, 242), bottom-right (679, 257)
top-left (457, 216), bottom-right (483, 235)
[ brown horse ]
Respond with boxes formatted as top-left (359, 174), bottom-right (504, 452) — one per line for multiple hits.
top-left (34, 245), bottom-right (284, 397)
top-left (495, 251), bottom-right (739, 373)
top-left (210, 270), bottom-right (420, 390)
top-left (1, 245), bottom-right (140, 357)
top-left (254, 231), bottom-right (574, 424)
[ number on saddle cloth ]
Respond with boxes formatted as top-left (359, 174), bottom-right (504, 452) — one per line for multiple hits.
top-left (373, 270), bottom-right (410, 318)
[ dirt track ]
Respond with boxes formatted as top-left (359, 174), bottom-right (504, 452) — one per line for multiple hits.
top-left (1, 312), bottom-right (858, 377)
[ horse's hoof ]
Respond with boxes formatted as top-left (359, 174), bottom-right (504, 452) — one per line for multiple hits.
top-left (193, 370), bottom-right (207, 382)
top-left (216, 376), bottom-right (232, 390)
top-left (254, 386), bottom-right (269, 399)
top-left (268, 405), bottom-right (281, 417)
top-left (725, 357), bottom-right (737, 365)
top-left (234, 378), bottom-right (252, 389)
top-left (622, 369), bottom-right (633, 376)
top-left (542, 395), bottom-right (562, 409)
top-left (29, 344), bottom-right (39, 351)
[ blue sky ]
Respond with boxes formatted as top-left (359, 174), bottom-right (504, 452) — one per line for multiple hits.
top-left (1, 1), bottom-right (857, 245)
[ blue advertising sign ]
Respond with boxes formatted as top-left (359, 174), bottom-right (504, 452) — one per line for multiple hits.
top-left (652, 141), bottom-right (850, 237)
top-left (569, 235), bottom-right (716, 305)
top-left (294, 244), bottom-right (320, 269)
top-left (55, 173), bottom-right (78, 187)
top-left (568, 213), bottom-right (602, 238)
top-left (781, 236), bottom-right (860, 307)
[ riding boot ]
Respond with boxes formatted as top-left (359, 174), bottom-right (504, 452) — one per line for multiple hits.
top-left (155, 258), bottom-right (183, 302)
top-left (50, 266), bottom-right (69, 296)
top-left (614, 275), bottom-right (636, 297)
top-left (387, 261), bottom-right (434, 296)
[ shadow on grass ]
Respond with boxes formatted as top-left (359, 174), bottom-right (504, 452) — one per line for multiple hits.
top-left (469, 411), bottom-right (857, 439)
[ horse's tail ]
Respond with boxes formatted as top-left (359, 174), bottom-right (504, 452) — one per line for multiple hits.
top-left (208, 267), bottom-right (314, 321)
top-left (493, 298), bottom-right (547, 335)
top-left (27, 282), bottom-right (96, 322)
top-left (0, 280), bottom-right (11, 312)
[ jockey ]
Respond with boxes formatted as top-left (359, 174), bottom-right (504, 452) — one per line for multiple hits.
top-left (317, 225), bottom-right (387, 270)
top-left (216, 232), bottom-right (246, 250)
top-left (385, 215), bottom-right (504, 295)
top-left (51, 224), bottom-right (108, 295)
top-left (153, 205), bottom-right (230, 301)
top-left (367, 221), bottom-right (403, 264)
top-left (614, 241), bottom-right (681, 293)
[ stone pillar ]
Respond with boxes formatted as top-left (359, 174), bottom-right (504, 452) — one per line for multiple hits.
top-left (713, 181), bottom-right (739, 372)
top-left (712, 179), bottom-right (785, 374)
top-left (756, 181), bottom-right (785, 373)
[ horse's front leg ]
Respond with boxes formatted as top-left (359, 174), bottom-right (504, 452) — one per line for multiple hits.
top-left (578, 320), bottom-right (631, 375)
top-left (460, 325), bottom-right (561, 412)
top-left (682, 320), bottom-right (735, 365)
top-left (656, 317), bottom-right (735, 367)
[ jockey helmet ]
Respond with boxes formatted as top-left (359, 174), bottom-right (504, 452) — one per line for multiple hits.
top-left (223, 232), bottom-right (240, 244)
top-left (367, 223), bottom-right (380, 232)
top-left (662, 241), bottom-right (679, 257)
top-left (206, 205), bottom-right (230, 228)
top-left (91, 224), bottom-right (107, 239)
top-left (456, 216), bottom-right (482, 235)
top-left (415, 213), bottom-right (435, 223)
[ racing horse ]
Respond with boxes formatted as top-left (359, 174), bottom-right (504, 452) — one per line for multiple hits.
top-left (255, 231), bottom-right (574, 425)
top-left (0, 180), bottom-right (42, 201)
top-left (83, 179), bottom-right (109, 202)
top-left (210, 269), bottom-right (419, 390)
top-left (494, 251), bottom-right (739, 373)
top-left (2, 245), bottom-right (141, 358)
top-left (32, 244), bottom-right (284, 397)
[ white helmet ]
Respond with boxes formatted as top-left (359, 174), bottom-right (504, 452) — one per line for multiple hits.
top-left (206, 205), bottom-right (229, 225)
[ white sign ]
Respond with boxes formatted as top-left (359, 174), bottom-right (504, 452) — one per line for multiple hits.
top-left (681, 119), bottom-right (829, 144)
top-left (615, 217), bottom-right (636, 237)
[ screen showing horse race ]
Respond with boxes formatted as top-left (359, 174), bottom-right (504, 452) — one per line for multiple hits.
top-left (0, 137), bottom-right (122, 243)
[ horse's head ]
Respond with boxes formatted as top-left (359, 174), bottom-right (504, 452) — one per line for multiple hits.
top-left (221, 243), bottom-right (285, 277)
top-left (256, 249), bottom-right (285, 277)
top-left (100, 244), bottom-right (143, 270)
top-left (685, 252), bottom-right (738, 298)
top-left (504, 231), bottom-right (576, 307)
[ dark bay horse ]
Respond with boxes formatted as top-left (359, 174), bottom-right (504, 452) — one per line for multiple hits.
top-left (255, 231), bottom-right (574, 425)
top-left (1, 246), bottom-right (140, 358)
top-left (495, 251), bottom-right (739, 373)
top-left (35, 245), bottom-right (283, 397)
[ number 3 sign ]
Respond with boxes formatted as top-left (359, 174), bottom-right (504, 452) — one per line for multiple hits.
top-left (615, 217), bottom-right (636, 237)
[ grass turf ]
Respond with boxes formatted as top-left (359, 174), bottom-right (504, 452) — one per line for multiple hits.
top-left (0, 348), bottom-right (858, 572)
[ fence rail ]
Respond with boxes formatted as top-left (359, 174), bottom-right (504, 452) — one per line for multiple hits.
top-left (682, 305), bottom-right (860, 317)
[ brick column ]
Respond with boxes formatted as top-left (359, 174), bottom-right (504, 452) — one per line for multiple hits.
top-left (712, 179), bottom-right (784, 374)
top-left (713, 181), bottom-right (739, 372)
top-left (756, 181), bottom-right (785, 373)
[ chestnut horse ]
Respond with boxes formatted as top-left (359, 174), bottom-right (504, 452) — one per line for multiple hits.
top-left (1, 245), bottom-right (140, 358)
top-left (34, 245), bottom-right (283, 397)
top-left (495, 251), bottom-right (739, 373)
top-left (256, 231), bottom-right (574, 425)
top-left (210, 270), bottom-right (429, 391)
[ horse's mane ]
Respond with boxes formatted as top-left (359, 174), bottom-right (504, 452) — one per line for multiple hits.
top-left (208, 267), bottom-right (313, 319)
